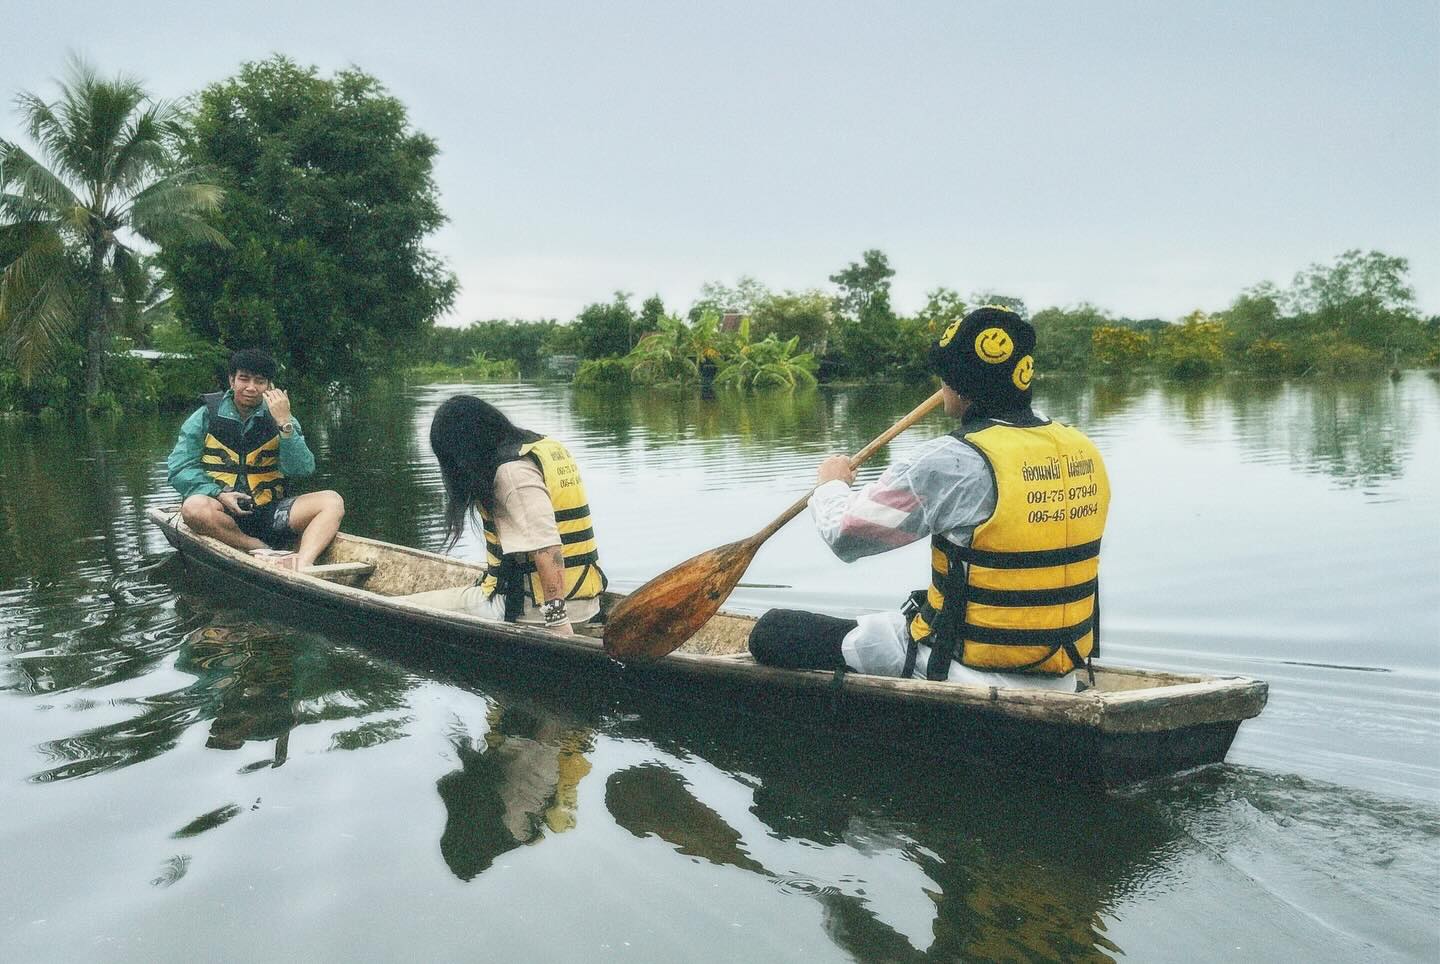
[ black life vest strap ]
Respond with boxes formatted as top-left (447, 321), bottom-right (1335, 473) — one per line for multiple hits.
top-left (924, 538), bottom-right (969, 681)
top-left (492, 556), bottom-right (527, 620)
top-left (954, 538), bottom-right (1102, 571)
top-left (900, 589), bottom-right (927, 678)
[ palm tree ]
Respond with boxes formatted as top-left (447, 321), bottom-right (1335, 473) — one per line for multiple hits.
top-left (0, 59), bottom-right (226, 403)
top-left (715, 334), bottom-right (818, 391)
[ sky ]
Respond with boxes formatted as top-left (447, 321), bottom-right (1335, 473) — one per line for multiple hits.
top-left (3, 0), bottom-right (1437, 323)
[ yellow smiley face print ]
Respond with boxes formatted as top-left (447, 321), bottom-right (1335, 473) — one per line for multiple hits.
top-left (1012, 354), bottom-right (1034, 390)
top-left (974, 327), bottom-right (1014, 364)
top-left (938, 319), bottom-right (964, 347)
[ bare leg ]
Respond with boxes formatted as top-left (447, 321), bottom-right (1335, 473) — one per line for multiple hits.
top-left (181, 495), bottom-right (266, 553)
top-left (285, 490), bottom-right (346, 568)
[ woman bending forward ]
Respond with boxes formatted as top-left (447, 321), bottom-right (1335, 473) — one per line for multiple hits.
top-left (405, 395), bottom-right (607, 634)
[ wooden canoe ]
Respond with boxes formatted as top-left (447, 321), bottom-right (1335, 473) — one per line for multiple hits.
top-left (145, 507), bottom-right (1268, 789)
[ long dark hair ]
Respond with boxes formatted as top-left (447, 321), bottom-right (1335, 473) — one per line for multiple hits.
top-left (430, 395), bottom-right (543, 551)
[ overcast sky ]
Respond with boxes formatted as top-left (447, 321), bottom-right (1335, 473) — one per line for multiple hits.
top-left (5, 0), bottom-right (1437, 323)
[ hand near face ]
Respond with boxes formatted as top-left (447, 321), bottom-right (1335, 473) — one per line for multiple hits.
top-left (263, 388), bottom-right (291, 425)
top-left (816, 454), bottom-right (856, 486)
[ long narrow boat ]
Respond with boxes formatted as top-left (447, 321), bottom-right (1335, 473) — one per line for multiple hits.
top-left (146, 506), bottom-right (1267, 789)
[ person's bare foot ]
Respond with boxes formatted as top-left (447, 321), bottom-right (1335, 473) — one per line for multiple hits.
top-left (269, 553), bottom-right (300, 572)
top-left (250, 548), bottom-right (299, 570)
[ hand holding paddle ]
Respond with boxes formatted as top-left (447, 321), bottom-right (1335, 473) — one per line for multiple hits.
top-left (603, 390), bottom-right (945, 662)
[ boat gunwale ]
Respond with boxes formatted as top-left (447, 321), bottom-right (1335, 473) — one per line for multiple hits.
top-left (144, 507), bottom-right (1269, 734)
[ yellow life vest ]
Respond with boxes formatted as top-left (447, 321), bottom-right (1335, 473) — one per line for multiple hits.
top-left (199, 392), bottom-right (287, 507)
top-left (478, 437), bottom-right (607, 613)
top-left (907, 417), bottom-right (1110, 677)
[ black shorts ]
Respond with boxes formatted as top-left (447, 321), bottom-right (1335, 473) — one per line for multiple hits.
top-left (234, 496), bottom-right (298, 548)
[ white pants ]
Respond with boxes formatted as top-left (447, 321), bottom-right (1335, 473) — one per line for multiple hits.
top-left (842, 613), bottom-right (1079, 691)
top-left (397, 584), bottom-right (508, 619)
top-left (395, 584), bottom-right (600, 627)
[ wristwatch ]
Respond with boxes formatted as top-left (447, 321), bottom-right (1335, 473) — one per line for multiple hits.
top-left (277, 422), bottom-right (294, 437)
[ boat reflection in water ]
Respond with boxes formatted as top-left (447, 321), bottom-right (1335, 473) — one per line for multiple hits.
top-left (435, 701), bottom-right (593, 881)
top-left (177, 625), bottom-right (298, 767)
top-left (598, 710), bottom-right (1181, 961)
top-left (386, 633), bottom-right (1191, 961)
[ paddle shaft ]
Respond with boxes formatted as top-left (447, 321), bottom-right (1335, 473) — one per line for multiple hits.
top-left (755, 389), bottom-right (945, 542)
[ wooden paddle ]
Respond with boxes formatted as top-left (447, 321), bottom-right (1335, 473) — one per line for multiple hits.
top-left (603, 389), bottom-right (945, 662)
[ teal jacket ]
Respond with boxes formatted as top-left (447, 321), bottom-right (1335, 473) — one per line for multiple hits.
top-left (167, 390), bottom-right (317, 500)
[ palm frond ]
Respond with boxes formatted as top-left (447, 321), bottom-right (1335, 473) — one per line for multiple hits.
top-left (108, 101), bottom-right (179, 196)
top-left (0, 232), bottom-right (82, 381)
top-left (13, 91), bottom-right (73, 179)
top-left (0, 141), bottom-right (83, 218)
top-left (47, 57), bottom-right (147, 203)
top-left (126, 176), bottom-right (228, 247)
top-left (110, 243), bottom-right (149, 302)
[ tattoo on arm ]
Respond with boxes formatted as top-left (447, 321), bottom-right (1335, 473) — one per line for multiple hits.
top-left (531, 545), bottom-right (568, 601)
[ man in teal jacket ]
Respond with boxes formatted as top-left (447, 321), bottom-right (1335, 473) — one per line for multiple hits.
top-left (167, 348), bottom-right (345, 569)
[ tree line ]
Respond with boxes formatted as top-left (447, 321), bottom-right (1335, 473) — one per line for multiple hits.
top-left (418, 247), bottom-right (1438, 390)
top-left (3, 58), bottom-right (1435, 417)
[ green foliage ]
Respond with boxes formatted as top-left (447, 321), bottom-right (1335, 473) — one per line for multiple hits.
top-left (543, 322), bottom-right (582, 357)
top-left (832, 313), bottom-right (933, 381)
top-left (161, 56), bottom-right (455, 387)
top-left (148, 323), bottom-right (228, 403)
top-left (426, 320), bottom-right (560, 377)
top-left (825, 249), bottom-right (914, 379)
top-left (1090, 325), bottom-right (1152, 374)
top-left (573, 292), bottom-right (637, 359)
top-left (0, 58), bottom-right (225, 406)
top-left (1243, 338), bottom-right (1291, 376)
top-left (637, 295), bottom-right (666, 335)
top-left (1157, 312), bottom-right (1226, 379)
top-left (750, 290), bottom-right (833, 353)
top-left (1310, 339), bottom-right (1383, 378)
top-left (969, 293), bottom-right (1029, 321)
top-left (627, 309), bottom-right (731, 380)
top-left (409, 352), bottom-right (518, 382)
top-left (715, 335), bottom-right (817, 391)
top-left (1031, 304), bottom-right (1110, 372)
top-left (1211, 252), bottom-right (1428, 375)
top-left (0, 340), bottom-right (84, 414)
top-left (100, 350), bottom-right (160, 411)
top-left (829, 250), bottom-right (895, 322)
top-left (572, 357), bottom-right (632, 389)
top-left (914, 287), bottom-right (968, 339)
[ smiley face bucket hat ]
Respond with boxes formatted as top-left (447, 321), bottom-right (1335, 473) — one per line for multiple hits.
top-left (928, 305), bottom-right (1037, 412)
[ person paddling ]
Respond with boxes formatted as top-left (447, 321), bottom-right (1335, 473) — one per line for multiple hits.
top-left (400, 395), bottom-right (608, 634)
top-left (166, 348), bottom-right (346, 570)
top-left (748, 307), bottom-right (1111, 690)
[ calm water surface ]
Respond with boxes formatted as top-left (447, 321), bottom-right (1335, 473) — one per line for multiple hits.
top-left (2, 375), bottom-right (1437, 962)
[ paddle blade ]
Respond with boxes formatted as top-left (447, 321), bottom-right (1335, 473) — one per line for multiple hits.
top-left (602, 536), bottom-right (760, 662)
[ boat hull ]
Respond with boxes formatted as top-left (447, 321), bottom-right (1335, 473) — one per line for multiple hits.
top-left (146, 508), bottom-right (1266, 790)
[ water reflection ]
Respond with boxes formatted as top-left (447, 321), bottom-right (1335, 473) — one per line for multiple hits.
top-left (436, 701), bottom-right (594, 881)
top-left (1243, 379), bottom-right (1416, 488)
top-left (177, 625), bottom-right (297, 763)
top-left (29, 599), bottom-right (413, 783)
top-left (605, 706), bottom-right (1178, 961)
top-left (606, 762), bottom-right (938, 960)
top-left (307, 380), bottom-right (448, 550)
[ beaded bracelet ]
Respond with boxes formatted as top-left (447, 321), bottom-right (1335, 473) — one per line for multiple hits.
top-left (540, 598), bottom-right (568, 625)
